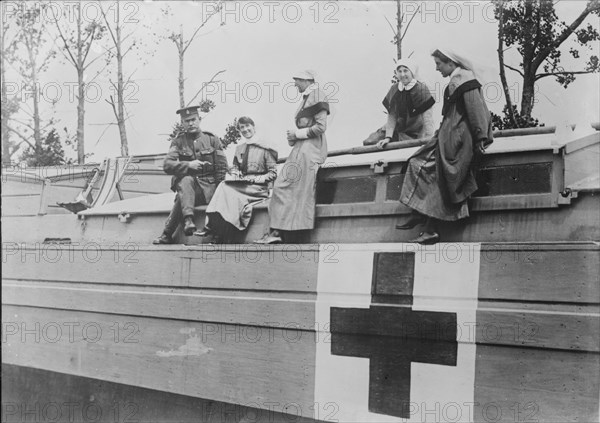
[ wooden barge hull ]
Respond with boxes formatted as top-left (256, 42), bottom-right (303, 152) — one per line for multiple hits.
top-left (3, 242), bottom-right (599, 422)
top-left (2, 131), bottom-right (599, 422)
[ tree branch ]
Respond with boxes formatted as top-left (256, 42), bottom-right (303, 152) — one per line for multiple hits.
top-left (533, 2), bottom-right (599, 71)
top-left (182, 1), bottom-right (223, 54)
top-left (7, 126), bottom-right (36, 149)
top-left (100, 5), bottom-right (119, 48)
top-left (11, 118), bottom-right (35, 132)
top-left (186, 69), bottom-right (226, 106)
top-left (504, 63), bottom-right (525, 77)
top-left (384, 15), bottom-right (397, 36)
top-left (400, 5), bottom-right (421, 40)
top-left (81, 26), bottom-right (98, 65)
top-left (106, 95), bottom-right (119, 121)
top-left (52, 18), bottom-right (78, 67)
top-left (535, 70), bottom-right (597, 80)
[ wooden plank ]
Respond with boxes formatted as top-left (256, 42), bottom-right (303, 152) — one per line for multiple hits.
top-left (564, 132), bottom-right (600, 154)
top-left (1, 197), bottom-right (44, 217)
top-left (1, 306), bottom-right (317, 418)
top-left (476, 308), bottom-right (599, 352)
top-left (470, 193), bottom-right (558, 210)
top-left (565, 141), bottom-right (600, 188)
top-left (0, 182), bottom-right (43, 196)
top-left (316, 202), bottom-right (408, 217)
top-left (2, 364), bottom-right (319, 423)
top-left (2, 245), bottom-right (320, 292)
top-left (478, 247), bottom-right (600, 303)
top-left (2, 282), bottom-right (317, 329)
top-left (474, 345), bottom-right (599, 422)
top-left (477, 150), bottom-right (556, 167)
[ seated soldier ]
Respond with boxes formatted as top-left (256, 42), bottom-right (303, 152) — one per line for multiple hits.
top-left (153, 106), bottom-right (228, 244)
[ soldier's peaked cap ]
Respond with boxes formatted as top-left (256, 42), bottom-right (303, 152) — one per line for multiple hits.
top-left (176, 106), bottom-right (201, 117)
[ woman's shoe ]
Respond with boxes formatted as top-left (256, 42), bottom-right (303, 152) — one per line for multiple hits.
top-left (409, 232), bottom-right (440, 244)
top-left (253, 231), bottom-right (282, 244)
top-left (395, 215), bottom-right (426, 230)
top-left (194, 226), bottom-right (213, 237)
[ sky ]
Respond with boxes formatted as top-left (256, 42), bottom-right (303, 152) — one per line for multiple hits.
top-left (3, 0), bottom-right (600, 163)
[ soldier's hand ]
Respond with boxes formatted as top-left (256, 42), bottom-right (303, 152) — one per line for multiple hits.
top-left (188, 160), bottom-right (205, 171)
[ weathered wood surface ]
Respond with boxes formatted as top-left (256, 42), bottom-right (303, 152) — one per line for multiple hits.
top-left (474, 345), bottom-right (599, 422)
top-left (2, 306), bottom-right (317, 418)
top-left (2, 242), bottom-right (599, 422)
top-left (3, 282), bottom-right (317, 330)
top-left (2, 245), bottom-right (319, 291)
top-left (478, 246), bottom-right (600, 303)
top-left (2, 364), bottom-right (319, 423)
top-left (475, 308), bottom-right (599, 351)
top-left (3, 243), bottom-right (598, 352)
top-left (4, 189), bottom-right (597, 245)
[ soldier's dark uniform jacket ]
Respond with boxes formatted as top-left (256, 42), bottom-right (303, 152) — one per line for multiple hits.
top-left (163, 130), bottom-right (228, 194)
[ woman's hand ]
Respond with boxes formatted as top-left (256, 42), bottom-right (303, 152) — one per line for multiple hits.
top-left (475, 141), bottom-right (487, 155)
top-left (377, 137), bottom-right (391, 149)
top-left (286, 130), bottom-right (298, 141)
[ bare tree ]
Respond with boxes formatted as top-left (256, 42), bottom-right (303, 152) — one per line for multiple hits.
top-left (7, 2), bottom-right (57, 158)
top-left (52, 2), bottom-right (105, 163)
top-left (1, 18), bottom-right (21, 164)
top-left (161, 2), bottom-right (223, 108)
top-left (101, 0), bottom-right (144, 157)
top-left (385, 0), bottom-right (421, 60)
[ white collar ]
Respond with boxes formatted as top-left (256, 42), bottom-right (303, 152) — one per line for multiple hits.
top-left (302, 83), bottom-right (318, 96)
top-left (397, 79), bottom-right (417, 91)
top-left (242, 133), bottom-right (277, 152)
top-left (450, 67), bottom-right (461, 79)
top-left (244, 133), bottom-right (261, 145)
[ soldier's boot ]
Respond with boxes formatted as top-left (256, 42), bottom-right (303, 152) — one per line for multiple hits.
top-left (183, 216), bottom-right (197, 236)
top-left (152, 208), bottom-right (180, 244)
top-left (152, 233), bottom-right (173, 245)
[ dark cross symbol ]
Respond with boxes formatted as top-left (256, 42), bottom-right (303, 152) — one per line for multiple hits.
top-left (330, 252), bottom-right (458, 419)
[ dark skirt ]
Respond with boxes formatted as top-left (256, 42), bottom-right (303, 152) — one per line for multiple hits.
top-left (399, 138), bottom-right (469, 221)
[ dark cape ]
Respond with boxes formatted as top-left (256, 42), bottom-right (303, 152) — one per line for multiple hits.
top-left (399, 69), bottom-right (493, 221)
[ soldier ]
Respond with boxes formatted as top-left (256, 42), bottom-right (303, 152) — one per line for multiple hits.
top-left (153, 106), bottom-right (228, 244)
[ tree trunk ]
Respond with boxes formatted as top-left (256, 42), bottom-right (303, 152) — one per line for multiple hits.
top-left (76, 4), bottom-right (85, 163)
top-left (29, 50), bottom-right (42, 150)
top-left (396, 0), bottom-right (402, 60)
top-left (116, 3), bottom-right (129, 157)
top-left (178, 26), bottom-right (185, 108)
top-left (77, 69), bottom-right (85, 163)
top-left (1, 29), bottom-right (11, 164)
top-left (521, 74), bottom-right (536, 120)
top-left (497, 1), bottom-right (518, 127)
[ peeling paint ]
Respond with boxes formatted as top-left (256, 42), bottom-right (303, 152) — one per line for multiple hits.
top-left (156, 329), bottom-right (212, 357)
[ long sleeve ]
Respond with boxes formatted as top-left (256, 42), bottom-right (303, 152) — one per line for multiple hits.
top-left (306, 109), bottom-right (328, 138)
top-left (252, 150), bottom-right (278, 184)
top-left (163, 140), bottom-right (190, 177)
top-left (229, 156), bottom-right (242, 179)
top-left (420, 108), bottom-right (435, 138)
top-left (212, 137), bottom-right (228, 183)
top-left (463, 88), bottom-right (493, 148)
top-left (385, 110), bottom-right (397, 138)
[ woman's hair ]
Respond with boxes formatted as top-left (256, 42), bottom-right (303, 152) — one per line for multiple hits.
top-left (431, 49), bottom-right (455, 65)
top-left (237, 116), bottom-right (255, 128)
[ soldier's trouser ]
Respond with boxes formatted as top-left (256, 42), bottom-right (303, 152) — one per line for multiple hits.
top-left (163, 176), bottom-right (216, 236)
